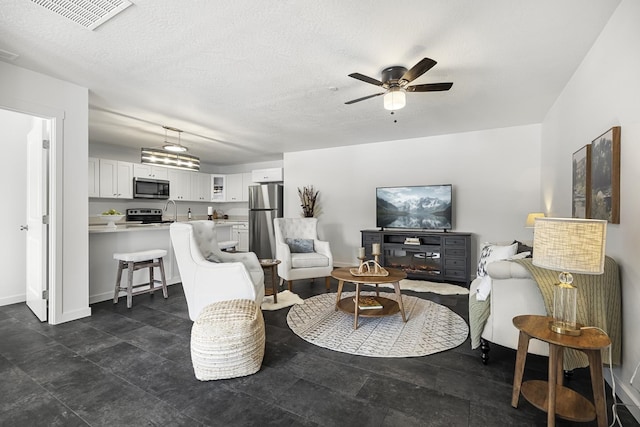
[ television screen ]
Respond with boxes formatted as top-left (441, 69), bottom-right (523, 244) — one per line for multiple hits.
top-left (376, 185), bottom-right (452, 230)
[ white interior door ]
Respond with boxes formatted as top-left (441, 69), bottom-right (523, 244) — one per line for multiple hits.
top-left (25, 118), bottom-right (48, 321)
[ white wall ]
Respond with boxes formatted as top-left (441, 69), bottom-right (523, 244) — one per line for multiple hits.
top-left (0, 110), bottom-right (30, 305)
top-left (0, 61), bottom-right (91, 324)
top-left (284, 124), bottom-right (541, 267)
top-left (541, 0), bottom-right (640, 417)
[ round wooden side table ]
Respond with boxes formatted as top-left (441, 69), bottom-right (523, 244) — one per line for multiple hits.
top-left (511, 314), bottom-right (611, 427)
top-left (259, 259), bottom-right (281, 303)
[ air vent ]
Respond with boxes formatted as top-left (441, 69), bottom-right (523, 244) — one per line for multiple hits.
top-left (30, 0), bottom-right (132, 30)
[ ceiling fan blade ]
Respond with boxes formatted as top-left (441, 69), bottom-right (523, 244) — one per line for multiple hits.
top-left (401, 58), bottom-right (437, 83)
top-left (406, 82), bottom-right (453, 92)
top-left (344, 92), bottom-right (385, 105)
top-left (348, 73), bottom-right (383, 86)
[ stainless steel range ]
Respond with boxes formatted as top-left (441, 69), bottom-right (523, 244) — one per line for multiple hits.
top-left (126, 208), bottom-right (173, 224)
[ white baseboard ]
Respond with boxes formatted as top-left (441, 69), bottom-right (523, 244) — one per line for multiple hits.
top-left (607, 370), bottom-right (640, 423)
top-left (0, 294), bottom-right (26, 307)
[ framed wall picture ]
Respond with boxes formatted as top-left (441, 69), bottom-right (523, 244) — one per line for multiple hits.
top-left (590, 126), bottom-right (621, 223)
top-left (572, 144), bottom-right (591, 219)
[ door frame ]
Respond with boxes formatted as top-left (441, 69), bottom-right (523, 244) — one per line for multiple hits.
top-left (1, 99), bottom-right (63, 324)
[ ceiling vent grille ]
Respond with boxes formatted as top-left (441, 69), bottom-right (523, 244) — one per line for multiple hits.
top-left (30, 0), bottom-right (132, 30)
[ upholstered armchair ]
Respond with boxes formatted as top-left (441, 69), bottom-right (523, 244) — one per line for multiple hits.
top-left (170, 221), bottom-right (265, 321)
top-left (273, 218), bottom-right (333, 292)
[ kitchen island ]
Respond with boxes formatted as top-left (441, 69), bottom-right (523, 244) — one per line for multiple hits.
top-left (89, 220), bottom-right (245, 304)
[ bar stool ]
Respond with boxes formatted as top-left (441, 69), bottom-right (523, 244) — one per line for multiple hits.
top-left (113, 249), bottom-right (168, 308)
top-left (218, 240), bottom-right (238, 252)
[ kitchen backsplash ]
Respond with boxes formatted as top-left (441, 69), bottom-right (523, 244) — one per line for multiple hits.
top-left (89, 200), bottom-right (249, 224)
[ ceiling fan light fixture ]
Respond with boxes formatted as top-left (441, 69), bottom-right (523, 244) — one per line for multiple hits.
top-left (384, 87), bottom-right (406, 111)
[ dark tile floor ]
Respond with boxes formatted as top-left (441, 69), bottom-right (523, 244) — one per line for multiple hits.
top-left (0, 280), bottom-right (637, 426)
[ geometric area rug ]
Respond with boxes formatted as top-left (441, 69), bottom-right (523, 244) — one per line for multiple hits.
top-left (287, 291), bottom-right (469, 358)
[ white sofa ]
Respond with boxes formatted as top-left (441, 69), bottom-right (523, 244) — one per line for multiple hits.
top-left (469, 260), bottom-right (548, 363)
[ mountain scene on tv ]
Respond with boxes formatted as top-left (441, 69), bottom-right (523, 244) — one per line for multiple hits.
top-left (377, 186), bottom-right (452, 229)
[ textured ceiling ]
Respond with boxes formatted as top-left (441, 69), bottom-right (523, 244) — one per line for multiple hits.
top-left (0, 0), bottom-right (621, 165)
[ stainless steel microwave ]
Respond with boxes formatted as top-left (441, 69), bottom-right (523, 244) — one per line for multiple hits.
top-left (133, 178), bottom-right (170, 199)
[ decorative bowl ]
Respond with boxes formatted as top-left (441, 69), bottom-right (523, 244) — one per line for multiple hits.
top-left (99, 214), bottom-right (125, 228)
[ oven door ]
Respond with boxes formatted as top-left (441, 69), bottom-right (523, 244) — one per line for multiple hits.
top-left (133, 178), bottom-right (170, 199)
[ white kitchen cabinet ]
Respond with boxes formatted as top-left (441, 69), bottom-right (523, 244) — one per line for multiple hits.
top-left (225, 173), bottom-right (243, 202)
top-left (190, 172), bottom-right (211, 202)
top-left (211, 174), bottom-right (225, 201)
top-left (99, 159), bottom-right (133, 199)
top-left (168, 168), bottom-right (191, 200)
top-left (88, 157), bottom-right (100, 197)
top-left (251, 167), bottom-right (283, 183)
top-left (133, 163), bottom-right (168, 180)
top-left (242, 172), bottom-right (254, 201)
top-left (232, 222), bottom-right (249, 252)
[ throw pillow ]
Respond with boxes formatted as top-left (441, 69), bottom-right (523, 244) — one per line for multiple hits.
top-left (285, 238), bottom-right (314, 253)
top-left (513, 240), bottom-right (534, 257)
top-left (476, 242), bottom-right (518, 277)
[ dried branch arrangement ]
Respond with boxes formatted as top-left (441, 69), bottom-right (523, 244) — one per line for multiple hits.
top-left (298, 186), bottom-right (319, 217)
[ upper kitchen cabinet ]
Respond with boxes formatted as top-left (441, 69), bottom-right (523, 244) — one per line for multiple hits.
top-left (88, 157), bottom-right (99, 197)
top-left (133, 163), bottom-right (168, 180)
top-left (99, 159), bottom-right (133, 199)
top-left (251, 167), bottom-right (283, 183)
top-left (211, 175), bottom-right (225, 202)
top-left (190, 172), bottom-right (211, 202)
top-left (225, 173), bottom-right (243, 202)
top-left (168, 168), bottom-right (191, 200)
top-left (242, 172), bottom-right (254, 201)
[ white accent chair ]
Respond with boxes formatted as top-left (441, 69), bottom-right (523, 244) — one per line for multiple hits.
top-left (170, 221), bottom-right (265, 321)
top-left (274, 218), bottom-right (333, 292)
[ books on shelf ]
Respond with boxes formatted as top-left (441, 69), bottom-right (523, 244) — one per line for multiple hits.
top-left (353, 296), bottom-right (383, 310)
top-left (404, 237), bottom-right (421, 245)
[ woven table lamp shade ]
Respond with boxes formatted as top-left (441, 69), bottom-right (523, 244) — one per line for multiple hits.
top-left (532, 217), bottom-right (607, 335)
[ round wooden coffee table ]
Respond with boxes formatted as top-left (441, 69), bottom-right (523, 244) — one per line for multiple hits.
top-left (331, 266), bottom-right (407, 329)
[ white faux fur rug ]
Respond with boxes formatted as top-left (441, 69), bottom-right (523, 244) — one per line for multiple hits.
top-left (261, 290), bottom-right (304, 311)
top-left (287, 291), bottom-right (469, 358)
top-left (362, 279), bottom-right (469, 295)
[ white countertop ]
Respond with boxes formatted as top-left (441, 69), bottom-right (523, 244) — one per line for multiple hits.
top-left (89, 219), bottom-right (247, 234)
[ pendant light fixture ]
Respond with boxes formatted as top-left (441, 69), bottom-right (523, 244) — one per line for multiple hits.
top-left (141, 125), bottom-right (200, 171)
top-left (162, 125), bottom-right (188, 152)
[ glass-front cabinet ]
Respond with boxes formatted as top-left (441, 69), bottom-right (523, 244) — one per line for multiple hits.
top-left (211, 174), bottom-right (225, 201)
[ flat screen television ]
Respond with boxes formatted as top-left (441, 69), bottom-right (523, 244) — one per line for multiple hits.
top-left (376, 184), bottom-right (453, 230)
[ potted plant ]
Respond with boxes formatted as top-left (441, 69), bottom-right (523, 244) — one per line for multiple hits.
top-left (298, 186), bottom-right (319, 217)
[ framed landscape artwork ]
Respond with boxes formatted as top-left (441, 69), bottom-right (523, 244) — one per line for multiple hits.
top-left (590, 126), bottom-right (621, 224)
top-left (572, 144), bottom-right (591, 219)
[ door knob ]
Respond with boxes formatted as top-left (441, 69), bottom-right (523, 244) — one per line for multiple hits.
top-left (20, 225), bottom-right (28, 231)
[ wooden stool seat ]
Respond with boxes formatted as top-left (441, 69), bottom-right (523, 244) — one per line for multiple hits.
top-left (113, 249), bottom-right (168, 308)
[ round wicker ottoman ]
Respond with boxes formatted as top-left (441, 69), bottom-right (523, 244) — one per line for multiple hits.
top-left (190, 299), bottom-right (265, 381)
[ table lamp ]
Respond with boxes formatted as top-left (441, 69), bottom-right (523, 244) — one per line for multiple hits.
top-left (525, 212), bottom-right (545, 228)
top-left (532, 217), bottom-right (607, 336)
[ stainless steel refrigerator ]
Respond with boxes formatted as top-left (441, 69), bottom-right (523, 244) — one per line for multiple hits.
top-left (248, 184), bottom-right (283, 259)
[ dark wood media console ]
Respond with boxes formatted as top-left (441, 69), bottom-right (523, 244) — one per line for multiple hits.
top-left (361, 229), bottom-right (472, 286)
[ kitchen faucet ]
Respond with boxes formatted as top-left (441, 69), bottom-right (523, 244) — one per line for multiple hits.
top-left (163, 199), bottom-right (177, 222)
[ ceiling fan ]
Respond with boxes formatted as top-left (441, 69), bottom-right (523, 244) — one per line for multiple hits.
top-left (345, 57), bottom-right (453, 111)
